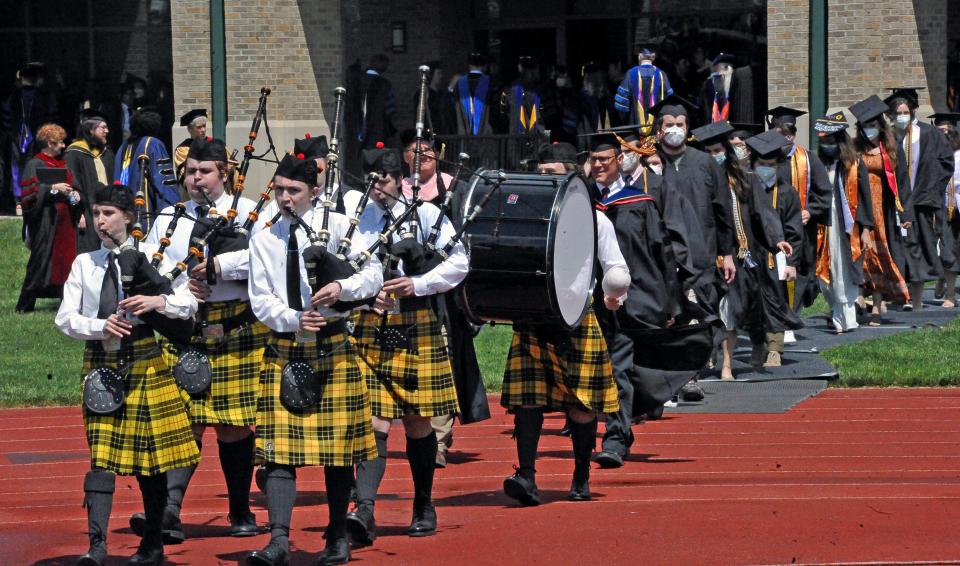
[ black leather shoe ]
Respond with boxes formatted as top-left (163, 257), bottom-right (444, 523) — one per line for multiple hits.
top-left (647, 405), bottom-right (665, 420)
top-left (407, 504), bottom-right (437, 537)
top-left (567, 474), bottom-right (591, 502)
top-left (129, 508), bottom-right (185, 544)
top-left (245, 540), bottom-right (290, 566)
top-left (593, 450), bottom-right (624, 469)
top-left (680, 381), bottom-right (705, 402)
top-left (76, 544), bottom-right (107, 566)
top-left (345, 505), bottom-right (376, 547)
top-left (503, 472), bottom-right (540, 506)
top-left (125, 544), bottom-right (163, 566)
top-left (230, 512), bottom-right (260, 537)
top-left (315, 536), bottom-right (351, 565)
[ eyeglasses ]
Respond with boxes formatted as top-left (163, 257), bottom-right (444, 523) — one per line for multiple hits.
top-left (590, 155), bottom-right (615, 165)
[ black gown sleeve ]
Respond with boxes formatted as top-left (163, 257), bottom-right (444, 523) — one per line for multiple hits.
top-left (708, 159), bottom-right (736, 257)
top-left (854, 158), bottom-right (876, 229)
top-left (895, 145), bottom-right (915, 224)
top-left (749, 174), bottom-right (786, 253)
top-left (777, 183), bottom-right (805, 267)
top-left (806, 152), bottom-right (833, 226)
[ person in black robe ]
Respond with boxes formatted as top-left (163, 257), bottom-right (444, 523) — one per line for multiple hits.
top-left (767, 106), bottom-right (833, 315)
top-left (173, 108), bottom-right (207, 185)
top-left (16, 123), bottom-right (81, 312)
top-left (699, 53), bottom-right (754, 125)
top-left (65, 109), bottom-right (115, 253)
top-left (499, 56), bottom-right (547, 138)
top-left (581, 133), bottom-right (685, 468)
top-left (885, 87), bottom-right (954, 310)
top-left (410, 62), bottom-right (450, 136)
top-left (651, 95), bottom-right (737, 399)
top-left (2, 62), bottom-right (58, 213)
top-left (576, 61), bottom-right (620, 140)
top-left (694, 122), bottom-right (792, 378)
top-left (448, 53), bottom-right (498, 136)
top-left (812, 111), bottom-right (876, 332)
top-left (744, 130), bottom-right (804, 367)
top-left (345, 54), bottom-right (397, 177)
top-left (930, 115), bottom-right (960, 308)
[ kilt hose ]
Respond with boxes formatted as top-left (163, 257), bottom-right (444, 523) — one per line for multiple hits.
top-left (160, 300), bottom-right (267, 427)
top-left (82, 334), bottom-right (200, 476)
top-left (256, 331), bottom-right (377, 467)
top-left (501, 310), bottom-right (619, 414)
top-left (352, 307), bottom-right (460, 419)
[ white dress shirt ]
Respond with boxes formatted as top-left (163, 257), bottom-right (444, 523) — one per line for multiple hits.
top-left (596, 210), bottom-right (628, 277)
top-left (904, 119), bottom-right (921, 190)
top-left (596, 176), bottom-right (626, 200)
top-left (55, 238), bottom-right (198, 341)
top-left (261, 182), bottom-right (349, 221)
top-left (357, 198), bottom-right (469, 296)
top-left (248, 208), bottom-right (384, 333)
top-left (145, 191), bottom-right (264, 302)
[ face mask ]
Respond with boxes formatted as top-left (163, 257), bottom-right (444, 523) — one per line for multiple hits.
top-left (894, 115), bottom-right (911, 129)
top-left (556, 77), bottom-right (570, 88)
top-left (662, 126), bottom-right (686, 148)
top-left (819, 143), bottom-right (839, 158)
top-left (734, 146), bottom-right (750, 161)
top-left (863, 127), bottom-right (880, 141)
top-left (621, 151), bottom-right (639, 172)
top-left (649, 164), bottom-right (663, 176)
top-left (755, 165), bottom-right (778, 187)
top-left (713, 152), bottom-right (727, 166)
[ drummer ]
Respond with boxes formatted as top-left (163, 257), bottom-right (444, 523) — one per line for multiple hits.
top-left (499, 142), bottom-right (627, 505)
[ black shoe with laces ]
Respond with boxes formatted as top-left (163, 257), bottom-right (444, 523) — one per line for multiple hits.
top-left (407, 504), bottom-right (437, 537)
top-left (245, 539), bottom-right (290, 566)
top-left (75, 542), bottom-right (107, 566)
top-left (503, 471), bottom-right (540, 506)
top-left (129, 507), bottom-right (185, 544)
top-left (345, 505), bottom-right (376, 547)
top-left (315, 535), bottom-right (351, 565)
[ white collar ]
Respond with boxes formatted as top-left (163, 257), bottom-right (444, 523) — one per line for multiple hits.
top-left (366, 69), bottom-right (380, 76)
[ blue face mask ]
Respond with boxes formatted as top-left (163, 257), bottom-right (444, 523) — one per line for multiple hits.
top-left (862, 127), bottom-right (880, 141)
top-left (713, 152), bottom-right (727, 166)
top-left (755, 165), bottom-right (778, 187)
top-left (819, 143), bottom-right (839, 157)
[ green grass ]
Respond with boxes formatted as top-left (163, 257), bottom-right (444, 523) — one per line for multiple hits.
top-left (0, 215), bottom-right (957, 407)
top-left (0, 220), bottom-right (83, 407)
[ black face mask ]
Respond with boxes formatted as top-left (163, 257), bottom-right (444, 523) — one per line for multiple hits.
top-left (819, 143), bottom-right (839, 158)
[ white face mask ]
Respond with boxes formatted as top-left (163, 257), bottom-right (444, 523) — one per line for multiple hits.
top-left (734, 146), bottom-right (750, 161)
top-left (621, 151), bottom-right (639, 173)
top-left (662, 126), bottom-right (686, 148)
top-left (895, 114), bottom-right (911, 129)
top-left (649, 164), bottom-right (663, 176)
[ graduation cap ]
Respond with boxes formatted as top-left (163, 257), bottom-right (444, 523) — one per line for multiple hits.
top-left (538, 142), bottom-right (578, 165)
top-left (745, 130), bottom-right (792, 159)
top-left (187, 136), bottom-right (228, 162)
top-left (468, 52), bottom-right (486, 67)
top-left (929, 112), bottom-right (960, 126)
top-left (884, 86), bottom-right (925, 110)
top-left (95, 182), bottom-right (134, 211)
top-left (293, 134), bottom-right (329, 159)
top-left (729, 122), bottom-right (764, 139)
top-left (766, 106), bottom-right (807, 128)
top-left (578, 131), bottom-right (620, 153)
top-left (78, 108), bottom-right (108, 124)
top-left (518, 56), bottom-right (538, 70)
top-left (813, 111), bottom-right (849, 135)
top-left (601, 124), bottom-right (642, 144)
top-left (362, 146), bottom-right (402, 175)
top-left (712, 52), bottom-right (737, 67)
top-left (18, 62), bottom-right (45, 81)
top-left (275, 152), bottom-right (319, 185)
top-left (635, 42), bottom-right (658, 58)
top-left (850, 95), bottom-right (889, 124)
top-left (179, 108), bottom-right (207, 127)
top-left (691, 121), bottom-right (734, 145)
top-left (649, 94), bottom-right (698, 118)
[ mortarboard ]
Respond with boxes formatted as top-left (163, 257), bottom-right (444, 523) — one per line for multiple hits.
top-left (766, 106), bottom-right (807, 127)
top-left (538, 142), bottom-right (578, 165)
top-left (179, 108), bottom-right (207, 127)
top-left (468, 53), bottom-right (486, 67)
top-left (884, 86), bottom-right (925, 110)
top-left (813, 111), bottom-right (849, 135)
top-left (712, 52), bottom-right (736, 67)
top-left (691, 121), bottom-right (735, 145)
top-left (929, 112), bottom-right (960, 126)
top-left (578, 131), bottom-right (620, 153)
top-left (649, 94), bottom-right (699, 119)
top-left (850, 95), bottom-right (889, 124)
top-left (729, 123), bottom-right (764, 139)
top-left (745, 130), bottom-right (792, 159)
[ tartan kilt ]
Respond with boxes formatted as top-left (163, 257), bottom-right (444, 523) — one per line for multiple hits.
top-left (352, 308), bottom-right (460, 419)
top-left (82, 334), bottom-right (200, 476)
top-left (160, 301), bottom-right (267, 427)
top-left (255, 332), bottom-right (377, 467)
top-left (501, 310), bottom-right (618, 414)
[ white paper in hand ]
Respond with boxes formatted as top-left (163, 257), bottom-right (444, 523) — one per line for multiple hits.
top-left (776, 251), bottom-right (788, 281)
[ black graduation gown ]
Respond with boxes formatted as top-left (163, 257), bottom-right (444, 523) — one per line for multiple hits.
top-left (821, 157), bottom-right (876, 288)
top-left (426, 175), bottom-right (490, 424)
top-left (449, 72), bottom-right (498, 136)
top-left (900, 122), bottom-right (952, 282)
top-left (751, 175), bottom-right (804, 334)
top-left (64, 141), bottom-right (115, 253)
top-left (939, 154), bottom-right (960, 272)
top-left (698, 67), bottom-right (754, 125)
top-left (345, 71), bottom-right (397, 169)
top-left (777, 147), bottom-right (832, 310)
top-left (723, 174), bottom-right (788, 333)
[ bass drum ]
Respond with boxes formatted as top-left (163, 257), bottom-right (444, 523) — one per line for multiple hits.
top-left (459, 171), bottom-right (596, 329)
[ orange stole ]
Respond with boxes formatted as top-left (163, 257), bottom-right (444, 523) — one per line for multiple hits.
top-left (815, 162), bottom-right (861, 284)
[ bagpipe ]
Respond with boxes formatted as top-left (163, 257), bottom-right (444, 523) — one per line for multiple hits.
top-left (316, 86), bottom-right (348, 234)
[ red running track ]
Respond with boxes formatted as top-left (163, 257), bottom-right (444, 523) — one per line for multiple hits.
top-left (3, 388), bottom-right (960, 566)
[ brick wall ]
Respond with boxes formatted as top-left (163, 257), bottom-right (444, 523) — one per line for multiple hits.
top-left (170, 0), bottom-right (212, 113)
top-left (766, 0), bottom-right (810, 109)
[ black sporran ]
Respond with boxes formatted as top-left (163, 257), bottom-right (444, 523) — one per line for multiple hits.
top-left (83, 367), bottom-right (127, 414)
top-left (280, 360), bottom-right (321, 411)
top-left (173, 348), bottom-right (213, 395)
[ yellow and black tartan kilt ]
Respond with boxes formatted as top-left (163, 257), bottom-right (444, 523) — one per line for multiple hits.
top-left (255, 333), bottom-right (377, 467)
top-left (351, 308), bottom-right (460, 419)
top-left (82, 335), bottom-right (200, 476)
top-left (160, 301), bottom-right (267, 427)
top-left (501, 310), bottom-right (619, 414)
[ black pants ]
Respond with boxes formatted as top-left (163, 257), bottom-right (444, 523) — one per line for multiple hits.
top-left (600, 331), bottom-right (636, 457)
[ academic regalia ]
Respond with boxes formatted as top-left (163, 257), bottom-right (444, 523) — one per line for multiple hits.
top-left (500, 81), bottom-right (546, 137)
top-left (114, 135), bottom-right (179, 234)
top-left (897, 119), bottom-right (952, 282)
top-left (1, 82), bottom-right (58, 203)
top-left (699, 57), bottom-right (754, 124)
top-left (939, 150), bottom-right (960, 273)
top-left (65, 140), bottom-right (114, 253)
top-left (614, 63), bottom-right (674, 131)
top-left (860, 148), bottom-right (913, 302)
top-left (353, 70), bottom-right (397, 150)
top-left (401, 171), bottom-right (489, 424)
top-left (754, 173), bottom-right (805, 335)
top-left (778, 144), bottom-right (833, 310)
top-left (450, 71), bottom-right (497, 136)
top-left (17, 153), bottom-right (80, 311)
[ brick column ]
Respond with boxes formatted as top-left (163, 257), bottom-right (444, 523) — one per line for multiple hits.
top-left (766, 0), bottom-right (811, 144)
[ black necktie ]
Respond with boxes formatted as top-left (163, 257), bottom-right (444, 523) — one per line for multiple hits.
top-left (196, 205), bottom-right (208, 218)
top-left (601, 187), bottom-right (610, 200)
top-left (97, 252), bottom-right (119, 319)
top-left (286, 225), bottom-right (303, 311)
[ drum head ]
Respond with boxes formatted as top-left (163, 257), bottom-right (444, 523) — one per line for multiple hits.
top-left (549, 176), bottom-right (596, 327)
